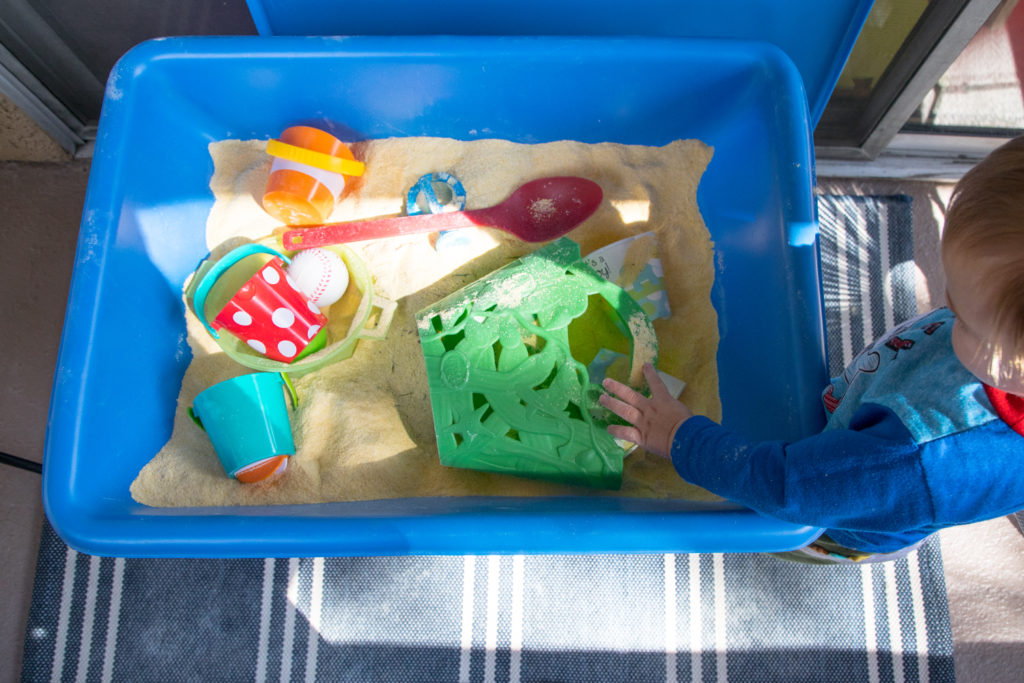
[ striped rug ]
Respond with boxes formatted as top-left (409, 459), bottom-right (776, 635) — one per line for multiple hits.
top-left (22, 194), bottom-right (954, 682)
top-left (817, 193), bottom-right (917, 379)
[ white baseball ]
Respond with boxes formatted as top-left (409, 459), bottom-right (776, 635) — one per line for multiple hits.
top-left (286, 248), bottom-right (350, 308)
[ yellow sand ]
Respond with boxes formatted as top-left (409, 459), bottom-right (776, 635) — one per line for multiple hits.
top-left (130, 137), bottom-right (722, 507)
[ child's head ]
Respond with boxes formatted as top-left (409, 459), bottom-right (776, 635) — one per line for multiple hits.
top-left (942, 135), bottom-right (1024, 395)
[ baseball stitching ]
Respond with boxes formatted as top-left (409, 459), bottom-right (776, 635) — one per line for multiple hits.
top-left (308, 249), bottom-right (333, 304)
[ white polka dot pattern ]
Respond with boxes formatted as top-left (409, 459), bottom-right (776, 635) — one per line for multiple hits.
top-left (278, 340), bottom-right (297, 358)
top-left (211, 257), bottom-right (329, 363)
top-left (272, 308), bottom-right (296, 328)
top-left (262, 266), bottom-right (280, 284)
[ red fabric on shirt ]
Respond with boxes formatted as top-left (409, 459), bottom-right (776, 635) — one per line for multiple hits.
top-left (984, 385), bottom-right (1024, 437)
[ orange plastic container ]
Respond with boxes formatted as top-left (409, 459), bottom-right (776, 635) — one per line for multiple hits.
top-left (261, 125), bottom-right (365, 225)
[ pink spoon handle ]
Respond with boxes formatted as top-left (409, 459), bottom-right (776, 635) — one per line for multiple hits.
top-left (283, 209), bottom-right (493, 249)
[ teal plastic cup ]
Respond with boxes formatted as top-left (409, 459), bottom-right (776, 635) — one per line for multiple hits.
top-left (189, 372), bottom-right (298, 483)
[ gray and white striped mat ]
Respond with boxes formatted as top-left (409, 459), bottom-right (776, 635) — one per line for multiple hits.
top-left (23, 195), bottom-right (954, 683)
top-left (817, 193), bottom-right (917, 378)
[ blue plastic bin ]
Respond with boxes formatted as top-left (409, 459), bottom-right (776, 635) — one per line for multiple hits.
top-left (46, 35), bottom-right (830, 557)
top-left (245, 0), bottom-right (873, 128)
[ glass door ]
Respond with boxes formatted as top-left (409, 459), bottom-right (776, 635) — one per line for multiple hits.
top-left (906, 0), bottom-right (1024, 134)
top-left (816, 0), bottom-right (1020, 165)
top-left (0, 0), bottom-right (254, 154)
top-left (2, 0), bottom-right (1018, 166)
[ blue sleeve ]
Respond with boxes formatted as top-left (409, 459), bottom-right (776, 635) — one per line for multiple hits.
top-left (669, 407), bottom-right (937, 533)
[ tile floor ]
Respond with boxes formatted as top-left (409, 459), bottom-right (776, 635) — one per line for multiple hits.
top-left (1, 159), bottom-right (89, 683)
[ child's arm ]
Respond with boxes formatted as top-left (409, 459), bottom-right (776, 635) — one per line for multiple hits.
top-left (669, 412), bottom-right (936, 532)
top-left (599, 363), bottom-right (694, 458)
top-left (600, 365), bottom-right (935, 534)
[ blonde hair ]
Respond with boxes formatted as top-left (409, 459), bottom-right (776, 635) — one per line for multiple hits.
top-left (942, 135), bottom-right (1024, 381)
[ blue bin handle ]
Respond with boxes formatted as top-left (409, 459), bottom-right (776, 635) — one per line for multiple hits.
top-left (192, 243), bottom-right (291, 338)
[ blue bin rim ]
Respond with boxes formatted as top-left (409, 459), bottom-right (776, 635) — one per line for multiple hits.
top-left (242, 0), bottom-right (873, 126)
top-left (45, 33), bottom-right (825, 557)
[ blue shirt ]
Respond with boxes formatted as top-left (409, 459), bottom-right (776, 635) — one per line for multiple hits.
top-left (670, 308), bottom-right (1024, 553)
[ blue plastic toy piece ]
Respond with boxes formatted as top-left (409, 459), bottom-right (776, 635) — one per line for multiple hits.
top-left (405, 172), bottom-right (467, 216)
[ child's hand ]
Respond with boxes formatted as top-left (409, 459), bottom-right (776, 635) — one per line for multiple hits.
top-left (599, 363), bottom-right (694, 459)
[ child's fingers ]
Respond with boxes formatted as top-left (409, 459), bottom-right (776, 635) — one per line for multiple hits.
top-left (642, 363), bottom-right (672, 399)
top-left (598, 393), bottom-right (643, 425)
top-left (607, 423), bottom-right (642, 445)
top-left (602, 377), bottom-right (644, 405)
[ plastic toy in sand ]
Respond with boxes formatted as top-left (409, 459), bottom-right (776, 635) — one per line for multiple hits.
top-left (282, 176), bottom-right (602, 249)
top-left (405, 171), bottom-right (476, 252)
top-left (192, 243), bottom-right (329, 364)
top-left (188, 241), bottom-right (397, 376)
top-left (262, 125), bottom-right (366, 225)
top-left (415, 237), bottom-right (659, 490)
top-left (406, 171), bottom-right (467, 216)
top-left (188, 372), bottom-right (299, 483)
top-left (583, 231), bottom-right (672, 321)
top-left (286, 247), bottom-right (350, 309)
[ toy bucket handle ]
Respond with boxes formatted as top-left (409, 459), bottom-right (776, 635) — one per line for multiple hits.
top-left (356, 296), bottom-right (398, 342)
top-left (192, 244), bottom-right (291, 338)
top-left (280, 372), bottom-right (299, 408)
top-left (187, 406), bottom-right (204, 430)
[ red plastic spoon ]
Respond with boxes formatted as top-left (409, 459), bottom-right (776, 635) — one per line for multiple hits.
top-left (282, 176), bottom-right (602, 249)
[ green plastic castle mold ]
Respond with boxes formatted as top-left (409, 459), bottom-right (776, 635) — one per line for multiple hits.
top-left (415, 238), bottom-right (658, 489)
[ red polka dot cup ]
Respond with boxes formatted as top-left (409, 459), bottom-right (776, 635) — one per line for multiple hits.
top-left (192, 244), bottom-right (329, 364)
